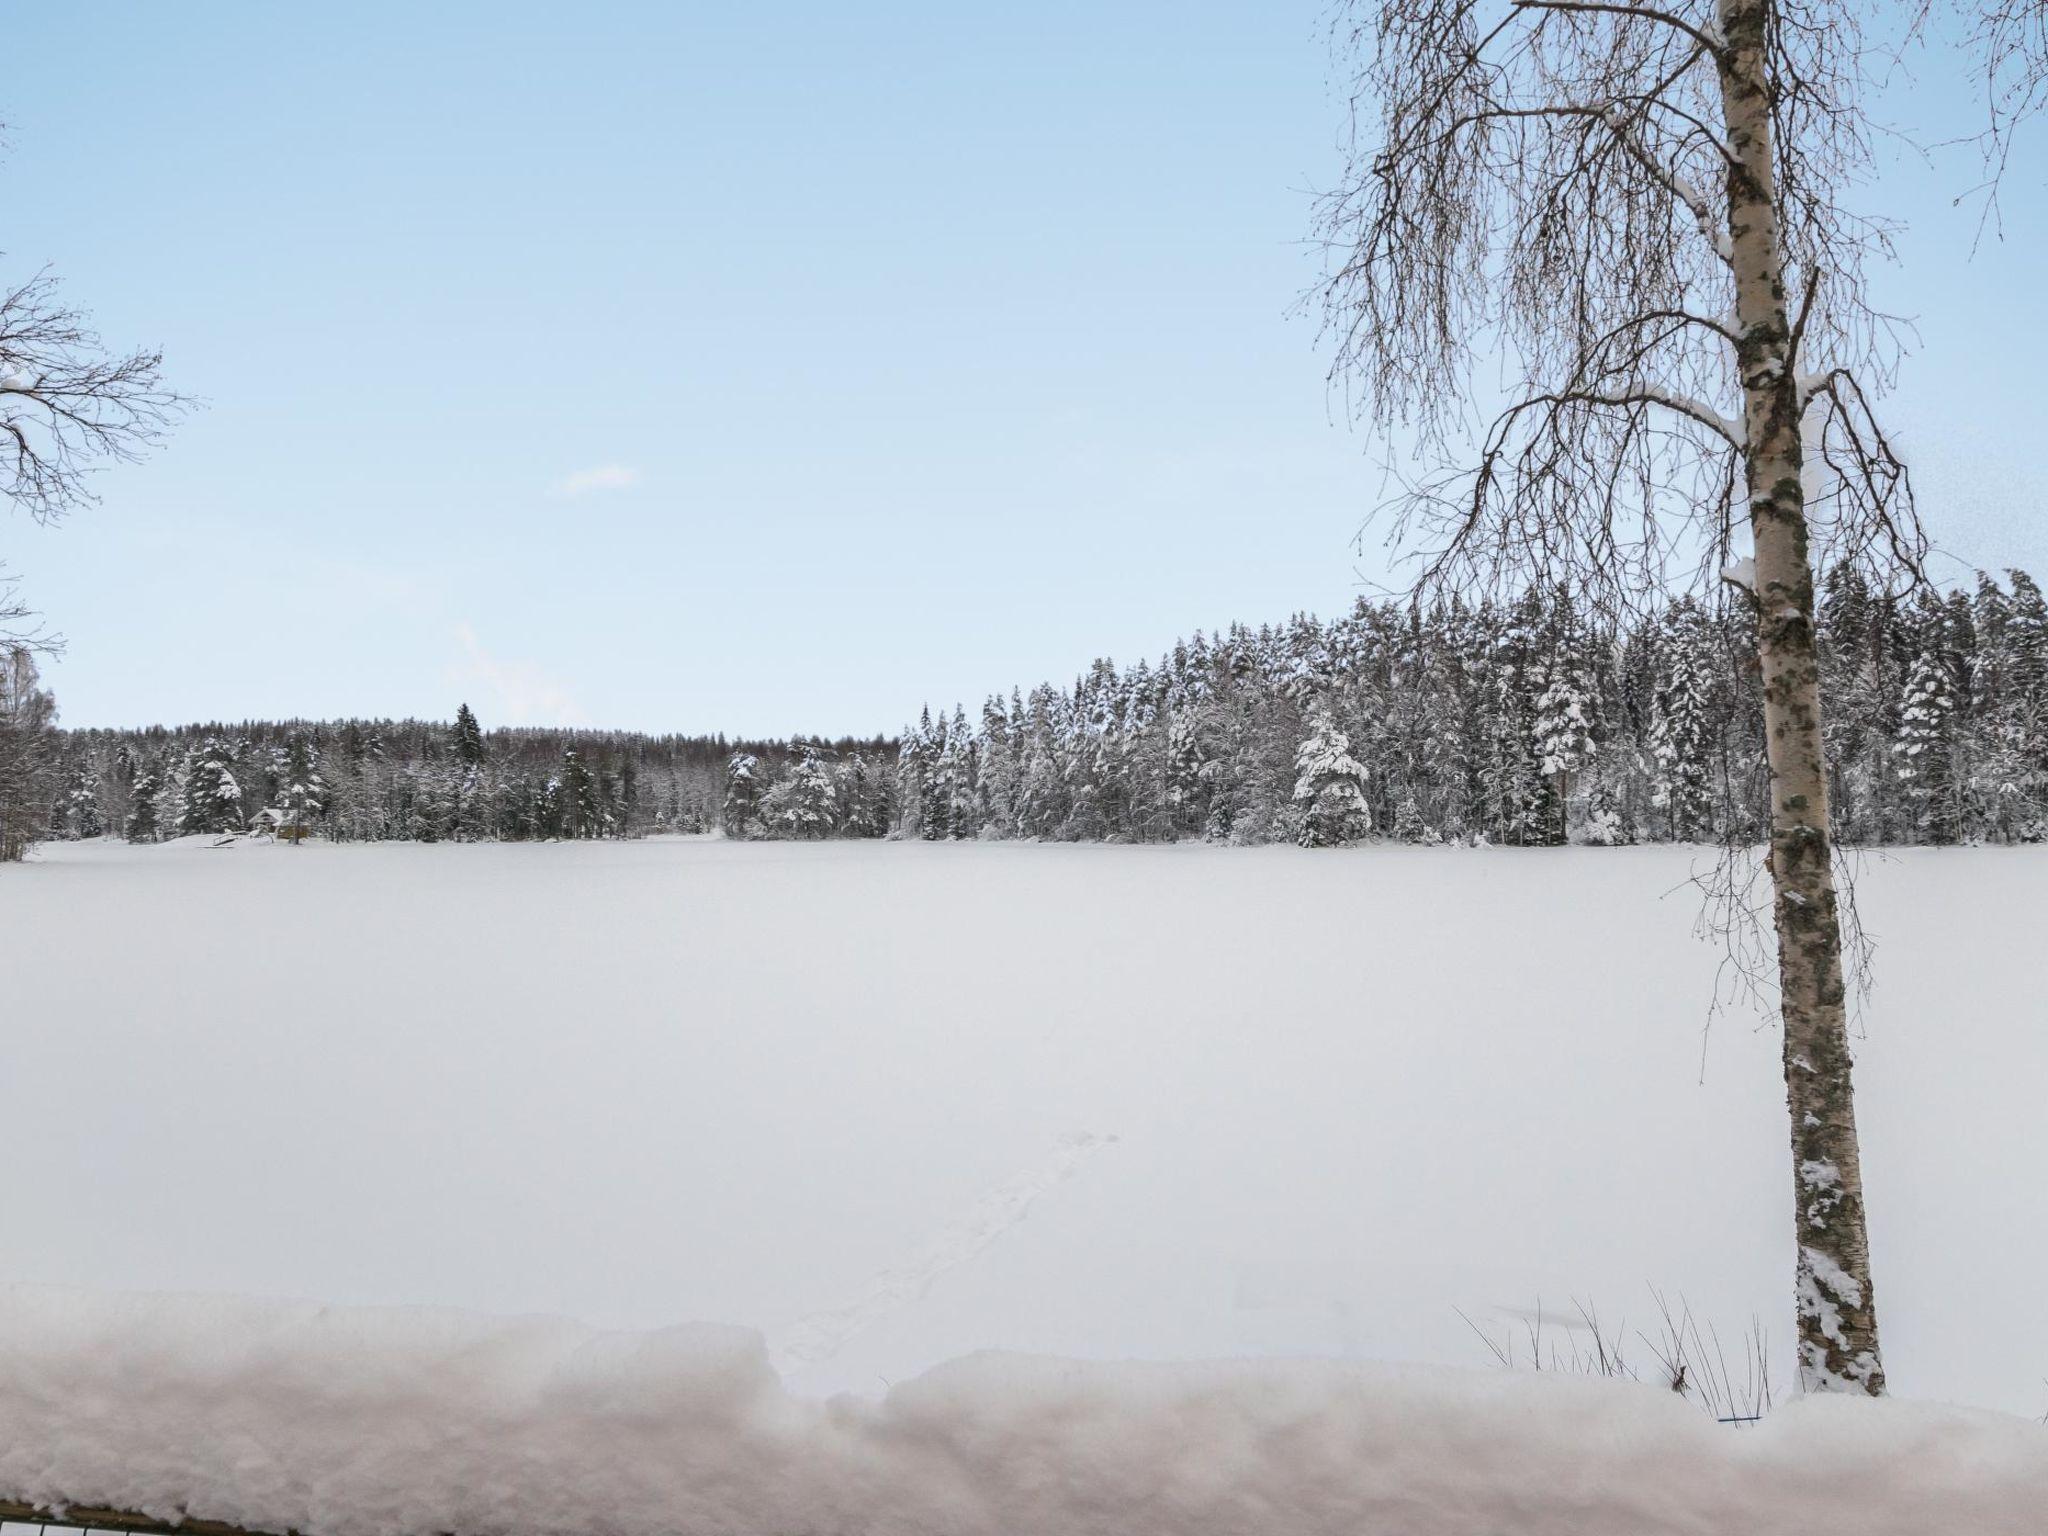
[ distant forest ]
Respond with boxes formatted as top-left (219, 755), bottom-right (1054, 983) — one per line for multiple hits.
top-left (11, 702), bottom-right (892, 849)
top-left (7, 563), bottom-right (2045, 854)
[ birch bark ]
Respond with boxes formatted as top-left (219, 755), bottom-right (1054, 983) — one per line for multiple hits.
top-left (1716, 0), bottom-right (1884, 1395)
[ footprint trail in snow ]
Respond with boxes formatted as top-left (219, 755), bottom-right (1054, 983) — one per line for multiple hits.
top-left (774, 1131), bottom-right (1118, 1373)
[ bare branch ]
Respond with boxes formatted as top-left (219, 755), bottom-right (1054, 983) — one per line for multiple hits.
top-left (0, 265), bottom-right (189, 525)
top-left (1513, 0), bottom-right (1729, 56)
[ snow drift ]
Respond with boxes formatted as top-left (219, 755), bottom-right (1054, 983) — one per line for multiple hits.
top-left (0, 1285), bottom-right (2041, 1536)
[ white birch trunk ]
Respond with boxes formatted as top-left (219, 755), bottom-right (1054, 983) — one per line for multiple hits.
top-left (1716, 0), bottom-right (1884, 1395)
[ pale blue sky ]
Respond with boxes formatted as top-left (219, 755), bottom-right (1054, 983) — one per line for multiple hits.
top-left (6, 3), bottom-right (2046, 736)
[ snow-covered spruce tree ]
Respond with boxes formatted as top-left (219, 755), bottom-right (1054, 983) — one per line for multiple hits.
top-left (1477, 649), bottom-right (1544, 845)
top-left (1892, 647), bottom-right (1959, 843)
top-left (893, 715), bottom-right (928, 839)
top-left (64, 761), bottom-right (104, 839)
top-left (1818, 561), bottom-right (1889, 842)
top-left (722, 749), bottom-right (761, 839)
top-left (763, 743), bottom-right (836, 839)
top-left (1994, 570), bottom-right (2048, 836)
top-left (1014, 688), bottom-right (1063, 838)
top-left (1292, 704), bottom-right (1373, 847)
top-left (452, 702), bottom-right (485, 766)
top-left (1164, 706), bottom-right (1209, 836)
top-left (559, 749), bottom-right (605, 839)
top-left (277, 737), bottom-right (325, 843)
top-left (1582, 770), bottom-right (1636, 846)
top-left (1651, 607), bottom-right (1717, 841)
top-left (1533, 656), bottom-right (1597, 843)
top-left (179, 738), bottom-right (244, 836)
top-left (940, 704), bottom-right (978, 838)
top-left (125, 764), bottom-right (162, 843)
top-left (835, 752), bottom-right (887, 838)
top-left (916, 708), bottom-right (951, 840)
top-left (976, 695), bottom-right (1016, 834)
top-left (1314, 0), bottom-right (1928, 1391)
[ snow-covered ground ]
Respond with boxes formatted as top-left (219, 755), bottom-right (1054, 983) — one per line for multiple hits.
top-left (2, 836), bottom-right (2043, 1425)
top-left (2, 1284), bottom-right (2042, 1536)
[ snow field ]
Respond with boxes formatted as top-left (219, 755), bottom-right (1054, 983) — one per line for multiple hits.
top-left (2, 838), bottom-right (2044, 1443)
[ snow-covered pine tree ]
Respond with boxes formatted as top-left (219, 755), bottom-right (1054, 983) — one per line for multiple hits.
top-left (1291, 704), bottom-right (1372, 848)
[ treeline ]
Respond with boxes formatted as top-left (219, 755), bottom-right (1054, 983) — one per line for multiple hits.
top-left (870, 564), bottom-right (2048, 849)
top-left (11, 694), bottom-right (893, 849)
top-left (9, 564), bottom-right (2045, 857)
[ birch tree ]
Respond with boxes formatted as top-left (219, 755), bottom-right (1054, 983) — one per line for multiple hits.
top-left (1313, 0), bottom-right (1928, 1394)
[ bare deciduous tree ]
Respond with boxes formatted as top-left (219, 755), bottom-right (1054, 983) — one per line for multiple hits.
top-left (1, 118), bottom-right (187, 857)
top-left (1314, 0), bottom-right (1926, 1394)
top-left (1959, 0), bottom-right (2048, 185)
top-left (1, 265), bottom-right (182, 536)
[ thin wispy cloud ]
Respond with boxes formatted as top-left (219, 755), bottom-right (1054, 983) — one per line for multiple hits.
top-left (551, 464), bottom-right (640, 497)
top-left (447, 623), bottom-right (590, 726)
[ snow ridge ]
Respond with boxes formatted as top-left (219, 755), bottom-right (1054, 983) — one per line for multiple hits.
top-left (1, 1284), bottom-right (2044, 1536)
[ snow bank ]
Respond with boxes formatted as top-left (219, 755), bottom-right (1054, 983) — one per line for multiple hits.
top-left (1, 1285), bottom-right (2041, 1536)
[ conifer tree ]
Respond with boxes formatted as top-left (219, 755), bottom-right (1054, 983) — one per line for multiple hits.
top-left (918, 709), bottom-right (951, 840)
top-left (125, 766), bottom-right (162, 843)
top-left (453, 702), bottom-right (485, 766)
top-left (0, 647), bottom-right (58, 861)
top-left (766, 743), bottom-right (836, 839)
top-left (1164, 707), bottom-right (1209, 835)
top-left (976, 696), bottom-right (1015, 834)
top-left (835, 753), bottom-right (886, 838)
top-left (1532, 658), bottom-right (1596, 844)
top-left (559, 749), bottom-right (604, 839)
top-left (1650, 612), bottom-right (1716, 841)
top-left (939, 705), bottom-right (978, 838)
top-left (1893, 648), bottom-right (1959, 843)
top-left (723, 750), bottom-right (761, 840)
top-left (180, 738), bottom-right (244, 836)
top-left (1292, 704), bottom-right (1372, 848)
top-left (65, 762), bottom-right (104, 839)
top-left (278, 737), bottom-right (325, 842)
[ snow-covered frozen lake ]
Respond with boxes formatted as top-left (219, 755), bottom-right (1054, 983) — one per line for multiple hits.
top-left (2, 836), bottom-right (2042, 1415)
